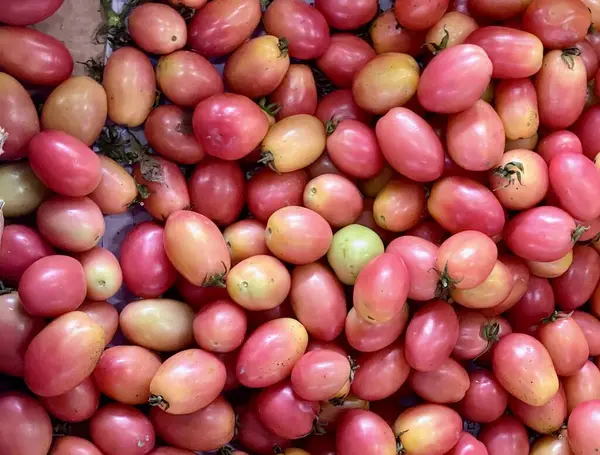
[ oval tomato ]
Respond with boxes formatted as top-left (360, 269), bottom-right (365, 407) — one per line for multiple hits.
top-left (370, 10), bottom-right (425, 55)
top-left (459, 369), bottom-right (508, 423)
top-left (494, 79), bottom-right (539, 142)
top-left (568, 400), bottom-right (600, 455)
top-left (89, 155), bottom-right (138, 214)
top-left (269, 64), bottom-right (318, 120)
top-left (563, 360), bottom-right (600, 413)
top-left (291, 350), bottom-right (351, 401)
top-left (50, 436), bottom-right (103, 455)
top-left (316, 89), bottom-right (372, 124)
top-left (408, 358), bottom-right (469, 404)
top-left (79, 300), bottom-right (118, 346)
top-left (128, 3), bottom-right (186, 55)
top-left (0, 225), bottom-right (54, 285)
top-left (537, 130), bottom-right (583, 163)
top-left (223, 219), bottom-right (269, 265)
top-left (39, 376), bottom-right (100, 422)
top-left (508, 384), bottom-right (567, 434)
top-left (523, 0), bottom-right (591, 48)
top-left (394, 0), bottom-right (449, 30)
top-left (338, 410), bottom-right (397, 455)
top-left (0, 392), bottom-right (52, 455)
top-left (373, 178), bottom-right (425, 232)
top-left (552, 245), bottom-right (600, 311)
top-left (0, 0), bottom-right (64, 26)
top-left (346, 305), bottom-right (410, 352)
top-left (479, 415), bottom-right (529, 455)
top-left (317, 34), bottom-right (376, 88)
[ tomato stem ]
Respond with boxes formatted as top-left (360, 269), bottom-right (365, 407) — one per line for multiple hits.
top-left (77, 57), bottom-right (105, 83)
top-left (278, 38), bottom-right (289, 58)
top-left (491, 161), bottom-right (525, 190)
top-left (434, 263), bottom-right (459, 300)
top-left (258, 151), bottom-right (280, 174)
top-left (140, 155), bottom-right (165, 184)
top-left (202, 262), bottom-right (228, 288)
top-left (329, 396), bottom-right (346, 406)
top-left (572, 224), bottom-right (590, 243)
top-left (396, 432), bottom-right (408, 455)
top-left (473, 321), bottom-right (500, 362)
top-left (52, 421), bottom-right (71, 437)
top-left (561, 48), bottom-right (582, 70)
top-left (348, 356), bottom-right (359, 383)
top-left (217, 447), bottom-right (233, 455)
top-left (260, 0), bottom-right (272, 11)
top-left (0, 281), bottom-right (15, 296)
top-left (425, 27), bottom-right (450, 55)
top-left (312, 416), bottom-right (328, 436)
top-left (148, 394), bottom-right (170, 411)
top-left (258, 98), bottom-right (282, 117)
top-left (540, 310), bottom-right (571, 324)
top-left (0, 126), bottom-right (8, 155)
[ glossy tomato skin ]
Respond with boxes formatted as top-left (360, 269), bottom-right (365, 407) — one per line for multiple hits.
top-left (506, 275), bottom-right (555, 333)
top-left (247, 168), bottom-right (308, 222)
top-left (0, 73), bottom-right (39, 161)
top-left (573, 105), bottom-right (600, 159)
top-left (264, 0), bottom-right (330, 60)
top-left (483, 255), bottom-right (530, 316)
top-left (0, 0), bottom-right (64, 25)
top-left (317, 34), bottom-right (376, 88)
top-left (0, 392), bottom-right (52, 455)
top-left (24, 311), bottom-right (105, 397)
top-left (0, 26), bottom-right (73, 85)
top-left (155, 51), bottom-right (223, 108)
top-left (572, 311), bottom-right (600, 356)
top-left (535, 49), bottom-right (587, 130)
top-left (291, 350), bottom-right (351, 401)
top-left (88, 155), bottom-right (138, 214)
top-left (103, 47), bottom-right (156, 128)
top-left (568, 400), bottom-right (600, 455)
top-left (346, 305), bottom-right (410, 352)
top-left (428, 176), bottom-right (505, 237)
top-left (193, 93), bottom-right (268, 161)
top-left (552, 245), bottom-right (600, 311)
top-left (445, 432), bottom-right (488, 455)
top-left (337, 410), bottom-right (397, 455)
top-left (316, 0), bottom-right (377, 30)
top-left (394, 0), bottom-right (449, 30)
top-left (479, 415), bottom-right (529, 455)
top-left (304, 173), bottom-right (363, 227)
top-left (39, 376), bottom-right (100, 422)
top-left (493, 333), bottom-right (559, 406)
top-left (426, 11), bottom-right (478, 53)
top-left (79, 300), bottom-right (118, 345)
top-left (418, 44), bottom-right (492, 114)
top-left (537, 130), bottom-right (583, 163)
top-left (0, 225), bottom-right (54, 285)
top-left (237, 405), bottom-right (292, 455)
top-left (459, 369), bottom-right (508, 423)
top-left (494, 79), bottom-right (539, 142)
top-left (316, 89), bottom-right (372, 124)
top-left (128, 3), bottom-right (186, 55)
top-left (188, 0), bottom-right (261, 58)
top-left (28, 130), bottom-right (101, 197)
top-left (563, 360), bottom-right (600, 413)
top-left (370, 10), bottom-right (425, 55)
top-left (373, 177), bottom-right (425, 232)
top-left (269, 64), bottom-right (318, 120)
top-left (503, 206), bottom-right (577, 262)
top-left (0, 161), bottom-right (48, 217)
top-left (73, 248), bottom-right (122, 302)
top-left (50, 436), bottom-right (104, 455)
top-left (405, 300), bottom-right (459, 372)
top-left (376, 107), bottom-right (444, 182)
top-left (90, 403), bottom-right (155, 455)
top-left (223, 219), bottom-right (268, 265)
top-left (508, 386), bottom-right (567, 434)
top-left (409, 358), bottom-right (469, 404)
top-left (465, 27), bottom-right (543, 79)
top-left (193, 299), bottom-right (247, 353)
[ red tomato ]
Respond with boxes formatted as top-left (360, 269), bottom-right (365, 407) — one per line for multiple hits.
top-left (18, 255), bottom-right (86, 317)
top-left (573, 105), bottom-right (600, 159)
top-left (39, 376), bottom-right (99, 422)
top-left (317, 34), bottom-right (375, 88)
top-left (303, 173), bottom-right (363, 227)
top-left (483, 255), bottom-right (530, 316)
top-left (88, 155), bottom-right (137, 214)
top-left (128, 3), bottom-right (186, 55)
top-left (418, 44), bottom-right (492, 114)
top-left (290, 262), bottom-right (346, 341)
top-left (24, 311), bottom-right (104, 397)
top-left (479, 415), bottom-right (529, 455)
top-left (155, 51), bottom-right (223, 108)
top-left (150, 396), bottom-right (235, 452)
top-left (568, 400), bottom-right (600, 454)
top-left (506, 275), bottom-right (555, 332)
top-left (264, 0), bottom-right (330, 60)
top-left (316, 0), bottom-right (377, 30)
top-left (370, 10), bottom-right (425, 55)
top-left (316, 89), bottom-right (372, 124)
top-left (50, 436), bottom-right (103, 455)
top-left (508, 385), bottom-right (567, 434)
top-left (552, 245), bottom-right (600, 311)
top-left (223, 219), bottom-right (268, 266)
top-left (373, 178), bottom-right (425, 232)
top-left (468, 0), bottom-right (530, 19)
top-left (0, 0), bottom-right (64, 25)
top-left (269, 64), bottom-right (318, 120)
top-left (247, 168), bottom-right (308, 222)
top-left (537, 130), bottom-right (583, 163)
top-left (90, 403), bottom-right (155, 455)
top-left (291, 350), bottom-right (351, 401)
top-left (0, 225), bottom-right (53, 285)
top-left (409, 358), bottom-right (469, 404)
top-left (564, 360), bottom-right (600, 412)
top-left (406, 220), bottom-right (448, 245)
top-left (338, 410), bottom-right (397, 455)
top-left (237, 405), bottom-right (291, 455)
top-left (0, 26), bottom-right (73, 85)
top-left (494, 79), bottom-right (539, 142)
top-left (79, 300), bottom-right (118, 346)
top-left (576, 40), bottom-right (600, 80)
top-left (193, 93), bottom-right (269, 161)
top-left (426, 11), bottom-right (478, 53)
top-left (452, 310), bottom-right (507, 361)
top-left (346, 305), bottom-right (410, 352)
top-left (572, 310), bottom-right (600, 356)
top-left (28, 130), bottom-right (101, 197)
top-left (459, 369), bottom-right (508, 423)
top-left (523, 0), bottom-right (590, 48)
top-left (193, 299), bottom-right (247, 353)
top-left (188, 0), bottom-right (261, 58)
top-left (394, 0), bottom-right (449, 30)
top-left (0, 392), bottom-right (52, 455)
top-left (445, 432), bottom-right (489, 455)
top-left (0, 73), bottom-right (39, 161)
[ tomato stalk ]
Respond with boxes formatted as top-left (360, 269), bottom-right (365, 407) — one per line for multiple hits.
top-left (52, 421), bottom-right (71, 437)
top-left (396, 432), bottom-right (408, 454)
top-left (0, 127), bottom-right (7, 155)
top-left (217, 447), bottom-right (234, 455)
top-left (325, 118), bottom-right (340, 136)
top-left (561, 47), bottom-right (582, 70)
top-left (426, 27), bottom-right (450, 55)
top-left (312, 416), bottom-right (328, 436)
top-left (148, 393), bottom-right (170, 411)
top-left (77, 56), bottom-right (105, 83)
top-left (540, 310), bottom-right (572, 324)
top-left (434, 263), bottom-right (460, 300)
top-left (258, 98), bottom-right (282, 118)
top-left (491, 161), bottom-right (525, 190)
top-left (311, 67), bottom-right (335, 99)
top-left (572, 224), bottom-right (589, 243)
top-left (202, 261), bottom-right (228, 287)
top-left (0, 281), bottom-right (15, 296)
top-left (258, 151), bottom-right (280, 174)
top-left (473, 321), bottom-right (500, 361)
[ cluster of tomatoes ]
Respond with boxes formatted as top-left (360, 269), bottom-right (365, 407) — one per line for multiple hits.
top-left (4, 0), bottom-right (600, 454)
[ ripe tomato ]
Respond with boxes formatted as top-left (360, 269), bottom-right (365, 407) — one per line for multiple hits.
top-left (373, 178), bottom-right (425, 232)
top-left (303, 174), bottom-right (363, 227)
top-left (527, 251), bottom-right (573, 278)
top-left (568, 400), bottom-right (600, 455)
top-left (291, 350), bottom-right (351, 401)
top-left (317, 35), bottom-right (375, 88)
top-left (0, 225), bottom-right (54, 285)
top-left (269, 64), bottom-right (318, 120)
top-left (573, 105), bottom-right (600, 159)
top-left (387, 236), bottom-right (438, 301)
top-left (523, 0), bottom-right (591, 48)
top-left (370, 10), bottom-right (425, 55)
top-left (316, 0), bottom-right (377, 29)
top-left (128, 3), bottom-right (186, 55)
top-left (459, 369), bottom-right (508, 423)
top-left (563, 360), bottom-right (600, 412)
top-left (193, 299), bottom-right (247, 353)
top-left (452, 260), bottom-right (514, 309)
top-left (247, 168), bottom-right (308, 222)
top-left (39, 376), bottom-right (100, 422)
top-left (394, 0), bottom-right (450, 30)
top-left (426, 11), bottom-right (479, 53)
top-left (0, 0), bottom-right (64, 26)
top-left (0, 161), bottom-right (48, 217)
top-left (494, 79), bottom-right (539, 142)
top-left (77, 247), bottom-right (122, 301)
top-left (508, 385), bottom-right (567, 434)
top-left (0, 392), bottom-right (52, 455)
top-left (316, 89), bottom-right (372, 124)
top-left (50, 436), bottom-right (103, 455)
top-left (409, 358), bottom-right (469, 404)
top-left (79, 300), bottom-right (118, 346)
top-left (337, 410), bottom-right (397, 455)
top-left (528, 429), bottom-right (571, 455)
top-left (506, 275), bottom-right (554, 333)
top-left (479, 415), bottom-right (529, 455)
top-left (552, 245), bottom-right (600, 311)
top-left (346, 305), bottom-right (410, 352)
top-left (445, 432), bottom-right (488, 455)
top-left (537, 130), bottom-right (583, 163)
top-left (572, 311), bottom-right (600, 356)
top-left (223, 219), bottom-right (269, 265)
top-left (89, 155), bottom-right (138, 214)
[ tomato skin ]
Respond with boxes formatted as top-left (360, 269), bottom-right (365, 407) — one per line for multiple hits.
top-left (317, 35), bottom-right (376, 88)
top-left (247, 168), bottom-right (308, 222)
top-left (552, 245), bottom-right (600, 311)
top-left (537, 130), bottom-right (583, 163)
top-left (459, 369), bottom-right (508, 423)
top-left (316, 89), bottom-right (372, 124)
top-left (394, 0), bottom-right (449, 31)
top-left (494, 79), bottom-right (539, 143)
top-left (79, 300), bottom-right (118, 345)
top-left (527, 251), bottom-right (573, 279)
top-left (447, 100), bottom-right (505, 171)
top-left (237, 318), bottom-right (308, 388)
top-left (563, 360), bottom-right (600, 413)
top-left (528, 429), bottom-right (570, 455)
top-left (568, 400), bottom-right (600, 455)
top-left (338, 410), bottom-right (397, 455)
top-left (290, 262), bottom-right (347, 341)
top-left (237, 405), bottom-right (292, 455)
top-left (156, 51), bottom-right (223, 108)
top-left (453, 310), bottom-right (494, 360)
top-left (426, 11), bottom-right (478, 53)
top-left (536, 50), bottom-right (587, 130)
top-left (103, 47), bottom-right (156, 128)
top-left (394, 404), bottom-right (462, 455)
top-left (418, 44), bottom-right (492, 114)
top-left (0, 392), bottom-right (52, 455)
top-left (39, 376), bottom-right (99, 422)
top-left (291, 350), bottom-right (351, 401)
top-left (88, 155), bottom-right (138, 214)
top-left (270, 64), bottom-right (318, 120)
top-left (452, 260), bottom-right (513, 309)
top-left (223, 219), bottom-right (268, 265)
top-left (572, 311), bottom-right (600, 356)
top-left (0, 26), bottom-right (73, 86)
top-left (503, 206), bottom-right (577, 262)
top-left (264, 0), bottom-right (331, 60)
top-left (0, 73), bottom-right (39, 161)
top-left (479, 415), bottom-right (529, 455)
top-left (304, 174), bottom-right (363, 227)
top-left (409, 358), bottom-right (469, 404)
top-left (373, 178), bottom-right (425, 232)
top-left (0, 225), bottom-right (53, 285)
top-left (465, 27), bottom-right (543, 79)
top-left (508, 385), bottom-right (567, 434)
top-left (576, 40), bottom-right (600, 80)
top-left (506, 275), bottom-right (555, 333)
top-left (346, 305), bottom-right (409, 352)
top-left (483, 255), bottom-right (530, 317)
top-left (445, 432), bottom-right (488, 455)
top-left (316, 0), bottom-right (377, 30)
top-left (0, 161), bottom-right (48, 217)
top-left (0, 0), bottom-right (64, 25)
top-left (24, 311), bottom-right (104, 397)
top-left (405, 300), bottom-right (459, 372)
top-left (193, 300), bottom-right (247, 353)
top-left (387, 236), bottom-right (438, 301)
top-left (188, 0), bottom-right (260, 58)
top-left (50, 436), bottom-right (104, 455)
top-left (128, 3), bottom-right (186, 55)
top-left (493, 333), bottom-right (559, 406)
top-left (77, 247), bottom-right (122, 301)
top-left (370, 10), bottom-right (425, 55)
top-left (376, 107), bottom-right (444, 182)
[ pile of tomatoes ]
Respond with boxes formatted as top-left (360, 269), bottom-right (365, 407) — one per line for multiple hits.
top-left (4, 0), bottom-right (600, 453)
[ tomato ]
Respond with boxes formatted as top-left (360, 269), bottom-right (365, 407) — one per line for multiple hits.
top-left (0, 292), bottom-right (45, 377)
top-left (573, 105), bottom-right (600, 159)
top-left (36, 196), bottom-right (105, 253)
top-left (505, 275), bottom-right (554, 334)
top-left (568, 400), bottom-right (600, 455)
top-left (90, 403), bottom-right (155, 455)
top-left (572, 311), bottom-right (600, 356)
top-left (29, 130), bottom-right (101, 197)
top-left (445, 432), bottom-right (488, 455)
top-left (316, 0), bottom-right (377, 29)
top-left (406, 220), bottom-right (447, 245)
top-left (79, 300), bottom-right (118, 345)
top-left (77, 247), bottom-right (122, 301)
top-left (418, 44), bottom-right (492, 114)
top-left (88, 155), bottom-right (137, 214)
top-left (150, 395), bottom-right (234, 452)
top-left (369, 10), bottom-right (425, 55)
top-left (458, 369), bottom-right (508, 423)
top-left (452, 261), bottom-right (514, 309)
top-left (394, 404), bottom-right (462, 455)
top-left (128, 3), bottom-right (186, 55)
top-left (563, 360), bottom-right (600, 412)
top-left (504, 206), bottom-right (579, 262)
top-left (0, 225), bottom-right (52, 285)
top-left (373, 178), bottom-right (425, 232)
top-left (523, 0), bottom-right (590, 48)
top-left (39, 376), bottom-right (99, 422)
top-left (529, 429), bottom-right (571, 455)
top-left (536, 49), bottom-right (587, 130)
top-left (0, 161), bottom-right (47, 217)
top-left (537, 131), bottom-right (583, 164)
top-left (92, 345), bottom-right (160, 406)
top-left (304, 433), bottom-right (337, 455)
top-left (188, 158), bottom-right (244, 226)
top-left (24, 311), bottom-right (104, 397)
top-left (316, 89), bottom-right (372, 124)
top-left (164, 210), bottom-right (230, 286)
top-left (120, 299), bottom-right (194, 352)
top-left (50, 436), bottom-right (104, 455)
top-left (493, 80), bottom-right (539, 145)
top-left (394, 0), bottom-right (449, 30)
top-left (554, 245), bottom-right (600, 312)
top-left (338, 410), bottom-right (397, 455)
top-left (426, 11), bottom-right (478, 53)
top-left (376, 107), bottom-right (445, 182)
top-left (527, 251), bottom-right (573, 278)
top-left (408, 358), bottom-right (469, 404)
top-left (0, 26), bottom-right (72, 85)
top-left (270, 64), bottom-right (318, 120)
top-left (482, 255), bottom-right (530, 317)
top-left (193, 300), bottom-right (246, 354)
top-left (508, 385), bottom-right (567, 434)
top-left (303, 174), bottom-right (363, 227)
top-left (479, 415), bottom-right (529, 455)
top-left (0, 73), bottom-right (39, 161)
top-left (193, 93), bottom-right (268, 161)
top-left (492, 333), bottom-right (559, 406)
top-left (327, 224), bottom-right (384, 285)
top-left (452, 310), bottom-right (495, 360)
top-left (188, 0), bottom-right (260, 57)
top-left (237, 405), bottom-right (291, 455)
top-left (103, 47), bottom-right (156, 128)
top-left (156, 51), bottom-right (223, 108)
top-left (316, 35), bottom-right (375, 89)
top-left (576, 40), bottom-right (600, 80)
top-left (264, 0), bottom-right (330, 60)
top-left (291, 350), bottom-right (351, 401)
top-left (0, 0), bottom-right (64, 25)
top-left (346, 305), bottom-right (409, 352)
top-left (247, 168), bottom-right (307, 222)
top-left (290, 262), bottom-right (347, 341)
top-left (266, 206), bottom-right (332, 265)
top-left (223, 219), bottom-right (268, 265)
top-left (174, 277), bottom-right (229, 310)
top-left (326, 119), bottom-right (384, 179)
top-left (0, 392), bottom-right (52, 455)
top-left (467, 0), bottom-right (531, 18)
